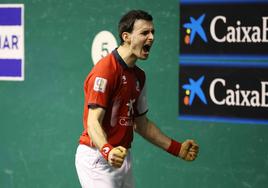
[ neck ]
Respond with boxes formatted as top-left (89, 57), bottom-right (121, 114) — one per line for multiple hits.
top-left (117, 45), bottom-right (137, 68)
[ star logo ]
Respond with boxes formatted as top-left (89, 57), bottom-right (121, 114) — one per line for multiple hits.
top-left (183, 14), bottom-right (208, 45)
top-left (126, 99), bottom-right (135, 116)
top-left (182, 76), bottom-right (207, 106)
top-left (122, 75), bottom-right (127, 84)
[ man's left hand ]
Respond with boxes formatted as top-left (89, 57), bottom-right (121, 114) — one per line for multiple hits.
top-left (179, 139), bottom-right (199, 161)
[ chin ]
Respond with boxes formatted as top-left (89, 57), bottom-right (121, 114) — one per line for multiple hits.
top-left (139, 54), bottom-right (149, 60)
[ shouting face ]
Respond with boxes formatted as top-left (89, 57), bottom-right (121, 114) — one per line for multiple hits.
top-left (124, 19), bottom-right (155, 60)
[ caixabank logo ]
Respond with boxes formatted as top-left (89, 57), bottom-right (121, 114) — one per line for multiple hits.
top-left (183, 14), bottom-right (208, 45)
top-left (179, 63), bottom-right (268, 123)
top-left (182, 75), bottom-right (207, 106)
top-left (180, 3), bottom-right (268, 55)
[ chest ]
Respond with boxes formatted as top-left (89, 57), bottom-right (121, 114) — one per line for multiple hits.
top-left (116, 70), bottom-right (142, 103)
top-left (119, 71), bottom-right (141, 99)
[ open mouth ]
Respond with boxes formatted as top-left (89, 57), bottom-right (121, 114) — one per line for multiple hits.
top-left (143, 44), bottom-right (151, 53)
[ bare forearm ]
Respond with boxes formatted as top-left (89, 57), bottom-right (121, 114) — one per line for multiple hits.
top-left (87, 120), bottom-right (107, 149)
top-left (135, 118), bottom-right (171, 150)
top-left (135, 116), bottom-right (199, 160)
top-left (87, 108), bottom-right (107, 149)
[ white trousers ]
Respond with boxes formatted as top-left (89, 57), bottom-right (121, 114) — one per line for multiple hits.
top-left (75, 144), bottom-right (134, 188)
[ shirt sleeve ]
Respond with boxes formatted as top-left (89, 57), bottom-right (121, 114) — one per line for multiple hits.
top-left (135, 81), bottom-right (148, 116)
top-left (85, 63), bottom-right (117, 109)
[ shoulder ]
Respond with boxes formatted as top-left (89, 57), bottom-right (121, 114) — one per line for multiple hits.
top-left (93, 53), bottom-right (119, 73)
top-left (85, 53), bottom-right (121, 81)
top-left (84, 53), bottom-right (121, 88)
top-left (134, 66), bottom-right (146, 84)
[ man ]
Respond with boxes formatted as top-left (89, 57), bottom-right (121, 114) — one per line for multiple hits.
top-left (75, 10), bottom-right (199, 188)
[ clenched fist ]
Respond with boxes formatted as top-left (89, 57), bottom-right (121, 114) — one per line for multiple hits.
top-left (108, 146), bottom-right (128, 168)
top-left (179, 140), bottom-right (199, 161)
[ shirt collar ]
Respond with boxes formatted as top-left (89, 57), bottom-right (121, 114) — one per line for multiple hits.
top-left (112, 48), bottom-right (129, 69)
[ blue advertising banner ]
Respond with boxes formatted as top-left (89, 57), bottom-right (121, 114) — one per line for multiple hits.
top-left (179, 0), bottom-right (268, 124)
top-left (179, 61), bottom-right (268, 124)
top-left (0, 4), bottom-right (24, 81)
top-left (180, 2), bottom-right (268, 57)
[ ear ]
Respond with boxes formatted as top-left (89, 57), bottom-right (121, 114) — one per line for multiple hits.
top-left (121, 32), bottom-right (131, 43)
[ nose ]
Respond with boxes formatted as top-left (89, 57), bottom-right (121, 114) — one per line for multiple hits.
top-left (148, 31), bottom-right (154, 41)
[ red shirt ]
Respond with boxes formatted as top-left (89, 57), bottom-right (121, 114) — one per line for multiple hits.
top-left (79, 49), bottom-right (148, 148)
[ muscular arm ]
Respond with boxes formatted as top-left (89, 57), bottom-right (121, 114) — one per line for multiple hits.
top-left (87, 107), bottom-right (107, 150)
top-left (134, 114), bottom-right (199, 160)
top-left (134, 114), bottom-right (171, 150)
top-left (87, 107), bottom-right (127, 167)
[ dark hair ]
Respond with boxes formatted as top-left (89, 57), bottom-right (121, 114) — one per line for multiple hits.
top-left (118, 10), bottom-right (153, 44)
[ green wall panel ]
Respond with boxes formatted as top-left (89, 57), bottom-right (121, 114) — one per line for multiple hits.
top-left (0, 0), bottom-right (267, 187)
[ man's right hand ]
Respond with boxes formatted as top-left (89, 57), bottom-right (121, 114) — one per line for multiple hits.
top-left (108, 146), bottom-right (128, 168)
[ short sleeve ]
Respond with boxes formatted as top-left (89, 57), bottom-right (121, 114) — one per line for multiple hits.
top-left (136, 81), bottom-right (148, 116)
top-left (85, 61), bottom-right (117, 109)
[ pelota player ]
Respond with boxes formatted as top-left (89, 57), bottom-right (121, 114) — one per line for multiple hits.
top-left (75, 9), bottom-right (199, 188)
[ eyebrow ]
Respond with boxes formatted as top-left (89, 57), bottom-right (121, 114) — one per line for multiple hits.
top-left (140, 28), bottom-right (155, 33)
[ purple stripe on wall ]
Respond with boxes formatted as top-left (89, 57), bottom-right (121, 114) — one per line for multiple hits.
top-left (0, 8), bottom-right (21, 25)
top-left (0, 59), bottom-right (22, 77)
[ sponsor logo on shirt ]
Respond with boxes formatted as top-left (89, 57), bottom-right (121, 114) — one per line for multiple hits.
top-left (118, 99), bottom-right (136, 127)
top-left (119, 116), bottom-right (134, 127)
top-left (126, 99), bottom-right (135, 116)
top-left (122, 75), bottom-right (127, 84)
